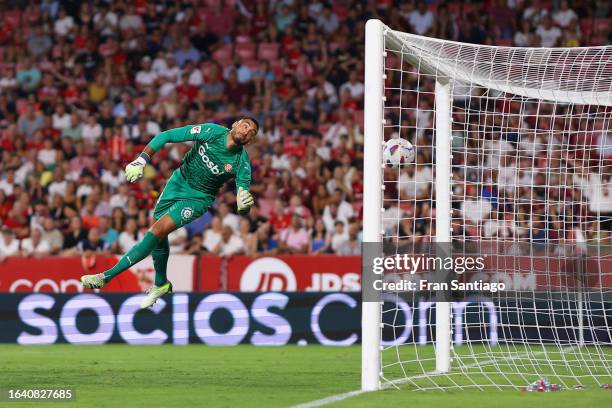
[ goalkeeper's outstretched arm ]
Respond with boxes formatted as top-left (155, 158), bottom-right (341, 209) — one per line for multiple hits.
top-left (124, 125), bottom-right (205, 183)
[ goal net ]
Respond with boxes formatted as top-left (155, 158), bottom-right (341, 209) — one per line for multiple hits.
top-left (362, 19), bottom-right (612, 391)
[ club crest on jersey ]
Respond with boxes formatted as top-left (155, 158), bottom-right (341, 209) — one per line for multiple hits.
top-left (190, 125), bottom-right (202, 134)
top-left (224, 163), bottom-right (232, 172)
top-left (181, 207), bottom-right (193, 220)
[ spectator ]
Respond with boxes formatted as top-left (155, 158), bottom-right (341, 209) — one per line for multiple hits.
top-left (203, 216), bottom-right (223, 253)
top-left (339, 71), bottom-right (364, 101)
top-left (61, 113), bottom-right (83, 140)
top-left (16, 58), bottom-right (42, 92)
top-left (330, 220), bottom-right (348, 253)
top-left (99, 216), bottom-right (119, 253)
top-left (41, 217), bottom-right (63, 254)
top-left (21, 227), bottom-right (51, 257)
top-left (279, 215), bottom-right (310, 254)
top-left (0, 228), bottom-right (20, 257)
top-left (77, 227), bottom-right (110, 254)
top-left (316, 5), bottom-right (339, 35)
top-left (276, 5), bottom-right (297, 32)
top-left (62, 216), bottom-right (87, 253)
top-left (28, 25), bottom-right (53, 59)
top-left (168, 227), bottom-right (188, 254)
top-left (173, 37), bottom-right (200, 68)
top-left (52, 104), bottom-right (71, 130)
top-left (18, 105), bottom-right (44, 138)
top-left (118, 218), bottom-right (143, 253)
top-left (218, 202), bottom-right (240, 231)
top-left (213, 225), bottom-right (245, 257)
top-left (310, 218), bottom-right (330, 253)
top-left (553, 0), bottom-right (578, 28)
top-left (408, 1), bottom-right (434, 36)
top-left (82, 114), bottom-right (102, 143)
top-left (536, 15), bottom-right (562, 47)
top-left (337, 222), bottom-right (360, 255)
top-left (54, 8), bottom-right (75, 37)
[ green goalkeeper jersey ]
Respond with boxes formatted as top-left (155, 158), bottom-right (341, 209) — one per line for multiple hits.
top-left (146, 123), bottom-right (251, 196)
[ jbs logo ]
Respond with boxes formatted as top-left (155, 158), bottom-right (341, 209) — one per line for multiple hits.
top-left (198, 143), bottom-right (221, 175)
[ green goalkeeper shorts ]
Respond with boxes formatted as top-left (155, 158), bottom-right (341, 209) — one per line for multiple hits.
top-left (153, 169), bottom-right (215, 227)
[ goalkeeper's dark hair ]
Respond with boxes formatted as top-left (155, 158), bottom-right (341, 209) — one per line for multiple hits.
top-left (243, 116), bottom-right (260, 133)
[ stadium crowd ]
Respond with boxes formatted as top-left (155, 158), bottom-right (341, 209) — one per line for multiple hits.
top-left (0, 0), bottom-right (609, 259)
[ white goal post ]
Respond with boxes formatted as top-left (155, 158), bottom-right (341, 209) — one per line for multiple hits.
top-left (362, 19), bottom-right (612, 392)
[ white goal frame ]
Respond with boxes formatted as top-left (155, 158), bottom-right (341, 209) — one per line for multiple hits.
top-left (362, 18), bottom-right (612, 392)
top-left (362, 19), bottom-right (453, 391)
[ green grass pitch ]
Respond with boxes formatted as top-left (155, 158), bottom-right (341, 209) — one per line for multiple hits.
top-left (0, 345), bottom-right (610, 407)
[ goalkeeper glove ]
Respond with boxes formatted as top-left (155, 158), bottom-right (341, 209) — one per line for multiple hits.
top-left (125, 156), bottom-right (147, 183)
top-left (237, 187), bottom-right (254, 215)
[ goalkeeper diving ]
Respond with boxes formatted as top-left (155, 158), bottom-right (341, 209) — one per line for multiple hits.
top-left (80, 118), bottom-right (257, 308)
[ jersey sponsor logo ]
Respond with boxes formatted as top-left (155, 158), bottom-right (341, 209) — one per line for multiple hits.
top-left (181, 207), bottom-right (194, 220)
top-left (190, 125), bottom-right (202, 134)
top-left (224, 163), bottom-right (232, 172)
top-left (197, 145), bottom-right (221, 175)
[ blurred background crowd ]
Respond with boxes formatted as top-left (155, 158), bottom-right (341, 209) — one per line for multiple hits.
top-left (0, 0), bottom-right (610, 259)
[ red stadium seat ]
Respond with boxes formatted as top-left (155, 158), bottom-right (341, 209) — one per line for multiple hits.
top-left (235, 35), bottom-right (252, 44)
top-left (593, 18), bottom-right (611, 34)
top-left (258, 43), bottom-right (279, 61)
top-left (235, 43), bottom-right (256, 61)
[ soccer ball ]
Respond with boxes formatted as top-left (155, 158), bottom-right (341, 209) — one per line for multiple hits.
top-left (383, 138), bottom-right (415, 168)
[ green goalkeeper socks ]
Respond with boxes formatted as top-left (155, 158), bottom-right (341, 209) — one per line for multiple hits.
top-left (103, 232), bottom-right (161, 282)
top-left (152, 237), bottom-right (170, 286)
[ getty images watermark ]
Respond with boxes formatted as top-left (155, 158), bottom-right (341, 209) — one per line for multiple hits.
top-left (362, 243), bottom-right (507, 302)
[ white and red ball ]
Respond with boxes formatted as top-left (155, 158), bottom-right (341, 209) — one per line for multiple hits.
top-left (383, 138), bottom-right (415, 168)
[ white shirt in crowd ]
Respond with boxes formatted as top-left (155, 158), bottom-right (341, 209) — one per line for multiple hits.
top-left (188, 69), bottom-right (203, 86)
top-left (322, 201), bottom-right (354, 231)
top-left (101, 170), bottom-right (123, 190)
top-left (135, 69), bottom-right (157, 87)
top-left (399, 166), bottom-right (433, 199)
top-left (82, 123), bottom-right (103, 141)
top-left (339, 81), bottom-right (364, 99)
top-left (408, 9), bottom-right (434, 35)
top-left (48, 180), bottom-right (67, 198)
top-left (203, 229), bottom-right (222, 252)
top-left (222, 213), bottom-right (241, 232)
top-left (0, 237), bottom-right (20, 256)
top-left (461, 199), bottom-right (492, 223)
top-left (20, 238), bottom-right (51, 256)
top-left (586, 173), bottom-right (612, 213)
top-left (553, 9), bottom-right (577, 28)
top-left (306, 81), bottom-right (338, 105)
top-left (76, 184), bottom-right (93, 198)
top-left (52, 112), bottom-right (71, 130)
top-left (498, 166), bottom-right (518, 193)
top-left (168, 227), bottom-right (187, 253)
top-left (331, 231), bottom-right (348, 252)
top-left (109, 192), bottom-right (128, 209)
top-left (0, 178), bottom-right (13, 195)
top-left (54, 15), bottom-right (74, 37)
top-left (536, 25), bottom-right (562, 47)
top-left (118, 231), bottom-right (144, 253)
top-left (219, 235), bottom-right (245, 257)
top-left (37, 148), bottom-right (56, 167)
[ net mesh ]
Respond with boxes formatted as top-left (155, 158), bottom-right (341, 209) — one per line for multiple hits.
top-left (379, 29), bottom-right (612, 390)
